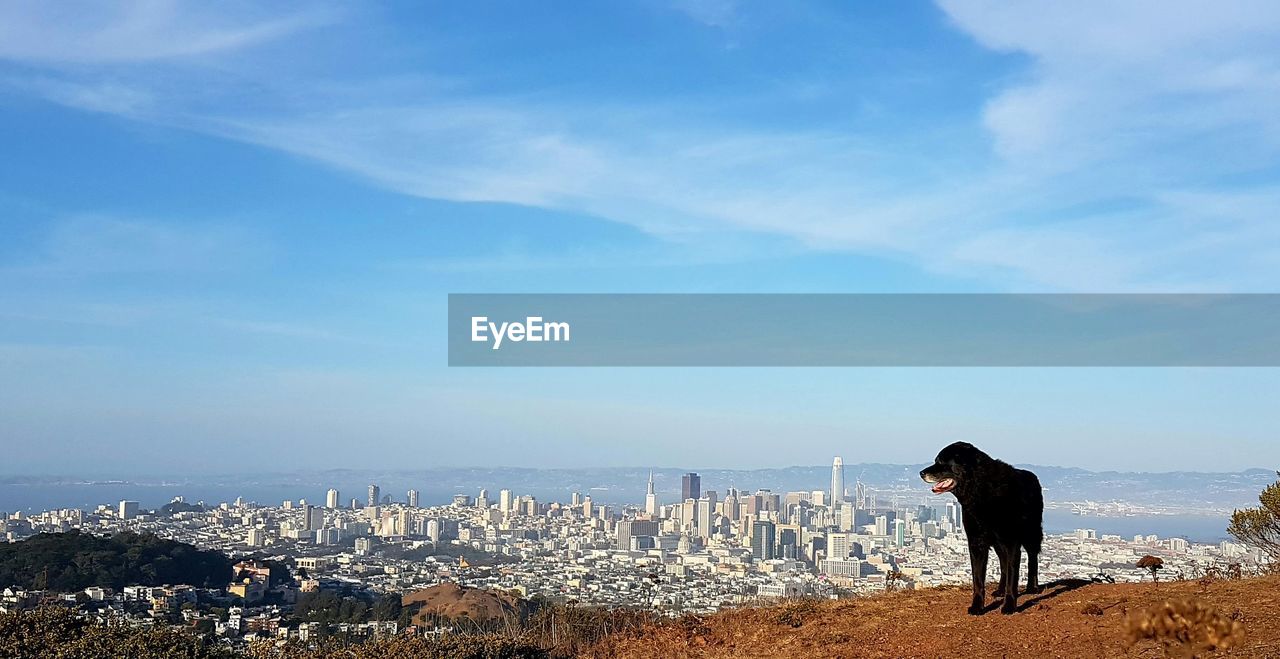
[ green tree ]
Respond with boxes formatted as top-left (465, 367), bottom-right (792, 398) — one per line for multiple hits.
top-left (1228, 472), bottom-right (1280, 562)
top-left (371, 593), bottom-right (402, 621)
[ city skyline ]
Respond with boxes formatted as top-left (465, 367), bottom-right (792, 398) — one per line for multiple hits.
top-left (6, 459), bottom-right (1268, 545)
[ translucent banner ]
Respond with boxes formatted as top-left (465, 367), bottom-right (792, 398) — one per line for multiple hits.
top-left (447, 294), bottom-right (1280, 366)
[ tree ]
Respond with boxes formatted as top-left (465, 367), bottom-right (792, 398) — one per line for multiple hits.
top-left (371, 593), bottom-right (402, 622)
top-left (1228, 472), bottom-right (1280, 562)
top-left (1137, 555), bottom-right (1164, 583)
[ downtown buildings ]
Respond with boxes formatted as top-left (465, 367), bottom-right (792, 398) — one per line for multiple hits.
top-left (1, 469), bottom-right (1265, 624)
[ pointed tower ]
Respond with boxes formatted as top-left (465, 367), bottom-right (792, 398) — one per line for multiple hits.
top-left (645, 470), bottom-right (660, 517)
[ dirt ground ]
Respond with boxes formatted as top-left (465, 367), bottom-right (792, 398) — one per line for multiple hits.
top-left (584, 575), bottom-right (1280, 658)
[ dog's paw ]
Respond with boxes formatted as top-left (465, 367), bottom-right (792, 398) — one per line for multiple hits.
top-left (1025, 585), bottom-right (1043, 595)
top-left (1000, 600), bottom-right (1018, 615)
top-left (968, 603), bottom-right (985, 616)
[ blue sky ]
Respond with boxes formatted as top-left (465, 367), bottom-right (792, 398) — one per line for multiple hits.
top-left (1, 1), bottom-right (1279, 474)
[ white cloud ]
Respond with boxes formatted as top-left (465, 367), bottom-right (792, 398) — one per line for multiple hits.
top-left (4, 2), bottom-right (1280, 291)
top-left (670, 0), bottom-right (739, 28)
top-left (5, 216), bottom-right (263, 276)
top-left (940, 0), bottom-right (1280, 163)
top-left (0, 1), bottom-right (333, 64)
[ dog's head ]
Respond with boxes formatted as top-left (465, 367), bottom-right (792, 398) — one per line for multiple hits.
top-left (919, 441), bottom-right (991, 495)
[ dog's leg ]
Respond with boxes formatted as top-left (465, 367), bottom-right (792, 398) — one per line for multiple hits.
top-left (968, 541), bottom-right (989, 615)
top-left (1025, 536), bottom-right (1042, 594)
top-left (1000, 545), bottom-right (1021, 614)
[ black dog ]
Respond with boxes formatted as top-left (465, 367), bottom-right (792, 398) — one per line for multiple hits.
top-left (920, 442), bottom-right (1043, 615)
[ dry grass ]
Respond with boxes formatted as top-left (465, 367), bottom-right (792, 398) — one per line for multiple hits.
top-left (1123, 599), bottom-right (1245, 658)
top-left (583, 575), bottom-right (1280, 658)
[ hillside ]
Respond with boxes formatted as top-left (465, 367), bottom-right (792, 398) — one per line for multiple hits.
top-left (3, 576), bottom-right (1279, 658)
top-left (584, 575), bottom-right (1280, 659)
top-left (0, 531), bottom-right (233, 591)
top-left (402, 582), bottom-right (530, 627)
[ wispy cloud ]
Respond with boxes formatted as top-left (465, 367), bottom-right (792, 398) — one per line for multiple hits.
top-left (4, 216), bottom-right (264, 276)
top-left (669, 0), bottom-right (739, 29)
top-left (0, 1), bottom-right (335, 65)
top-left (4, 2), bottom-right (1280, 291)
top-left (214, 319), bottom-right (373, 345)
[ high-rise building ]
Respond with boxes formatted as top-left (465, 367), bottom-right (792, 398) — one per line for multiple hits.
top-left (722, 489), bottom-right (740, 521)
top-left (616, 520), bottom-right (660, 550)
top-left (477, 489), bottom-right (489, 508)
top-left (695, 498), bottom-right (713, 538)
top-left (367, 484), bottom-right (380, 508)
top-left (303, 505), bottom-right (324, 531)
top-left (751, 520), bottom-right (776, 560)
top-left (499, 489), bottom-right (513, 512)
top-left (681, 473), bottom-right (701, 501)
top-left (894, 518), bottom-right (906, 547)
top-left (118, 500), bottom-right (139, 520)
top-left (831, 457), bottom-right (845, 507)
top-left (644, 471), bottom-right (659, 517)
top-left (326, 489), bottom-right (340, 509)
top-left (828, 531), bottom-right (851, 560)
top-left (407, 489), bottom-right (420, 507)
top-left (875, 515), bottom-right (889, 537)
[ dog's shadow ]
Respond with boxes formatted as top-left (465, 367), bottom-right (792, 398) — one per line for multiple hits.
top-left (976, 578), bottom-right (1093, 614)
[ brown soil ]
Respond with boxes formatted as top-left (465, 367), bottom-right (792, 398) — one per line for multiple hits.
top-left (584, 575), bottom-right (1280, 658)
top-left (401, 582), bottom-right (527, 626)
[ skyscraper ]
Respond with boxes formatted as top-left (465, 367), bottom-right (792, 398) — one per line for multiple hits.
top-left (751, 520), bottom-right (776, 560)
top-left (831, 456), bottom-right (845, 507)
top-left (367, 484), bottom-right (380, 508)
top-left (616, 520), bottom-right (660, 550)
top-left (644, 471), bottom-right (659, 517)
top-left (407, 489), bottom-right (420, 507)
top-left (326, 489), bottom-right (340, 509)
top-left (499, 489), bottom-right (513, 512)
top-left (695, 498), bottom-right (713, 538)
top-left (681, 472), bottom-right (701, 501)
top-left (303, 504), bottom-right (324, 531)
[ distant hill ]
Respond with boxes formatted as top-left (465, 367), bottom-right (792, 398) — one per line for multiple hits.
top-left (0, 531), bottom-right (233, 591)
top-left (402, 582), bottom-right (530, 628)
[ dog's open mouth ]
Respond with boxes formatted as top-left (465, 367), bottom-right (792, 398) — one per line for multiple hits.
top-left (931, 478), bottom-right (955, 494)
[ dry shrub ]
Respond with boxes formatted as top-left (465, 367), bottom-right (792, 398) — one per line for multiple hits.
top-left (1124, 598), bottom-right (1244, 658)
top-left (1080, 602), bottom-right (1104, 616)
top-left (772, 598), bottom-right (820, 628)
top-left (246, 634), bottom-right (547, 659)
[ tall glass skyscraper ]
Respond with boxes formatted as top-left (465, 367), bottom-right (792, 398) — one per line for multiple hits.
top-left (831, 456), bottom-right (845, 507)
top-left (681, 472), bottom-right (701, 501)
